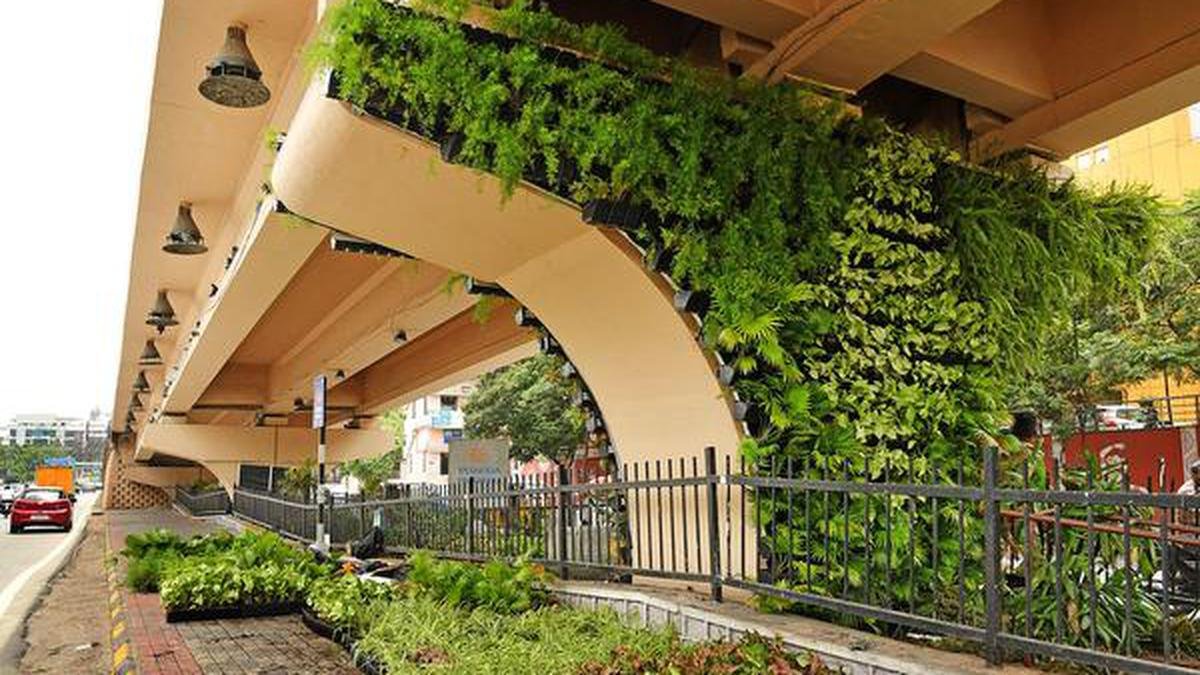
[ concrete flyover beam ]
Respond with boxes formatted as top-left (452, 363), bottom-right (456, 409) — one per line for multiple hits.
top-left (140, 198), bottom-right (327, 460)
top-left (138, 422), bottom-right (393, 493)
top-left (272, 78), bottom-right (749, 575)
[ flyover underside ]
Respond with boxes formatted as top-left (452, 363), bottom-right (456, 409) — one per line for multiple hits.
top-left (272, 80), bottom-right (750, 574)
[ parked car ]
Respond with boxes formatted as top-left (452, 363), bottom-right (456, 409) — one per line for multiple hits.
top-left (1095, 404), bottom-right (1147, 430)
top-left (9, 487), bottom-right (73, 533)
top-left (0, 483), bottom-right (24, 515)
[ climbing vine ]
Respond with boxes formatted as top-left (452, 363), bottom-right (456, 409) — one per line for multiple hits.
top-left (309, 0), bottom-right (1173, 652)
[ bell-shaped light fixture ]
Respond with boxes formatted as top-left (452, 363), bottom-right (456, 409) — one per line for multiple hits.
top-left (139, 339), bottom-right (163, 366)
top-left (198, 25), bottom-right (270, 108)
top-left (146, 291), bottom-right (179, 333)
top-left (130, 393), bottom-right (144, 411)
top-left (163, 203), bottom-right (208, 254)
top-left (133, 371), bottom-right (152, 393)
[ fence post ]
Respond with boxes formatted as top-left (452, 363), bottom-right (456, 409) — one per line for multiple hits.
top-left (466, 477), bottom-right (477, 555)
top-left (557, 464), bottom-right (570, 580)
top-left (983, 443), bottom-right (1001, 665)
top-left (704, 446), bottom-right (724, 602)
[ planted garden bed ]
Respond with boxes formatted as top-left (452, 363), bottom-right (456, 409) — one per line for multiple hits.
top-left (120, 529), bottom-right (333, 622)
top-left (298, 552), bottom-right (828, 674)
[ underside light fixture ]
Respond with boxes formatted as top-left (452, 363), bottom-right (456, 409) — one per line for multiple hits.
top-left (673, 289), bottom-right (710, 316)
top-left (209, 283), bottom-right (219, 298)
top-left (393, 330), bottom-right (408, 344)
top-left (293, 397), bottom-right (308, 412)
top-left (138, 340), bottom-right (163, 366)
top-left (514, 306), bottom-right (542, 328)
top-left (732, 400), bottom-right (750, 422)
top-left (644, 245), bottom-right (675, 274)
top-left (146, 291), bottom-right (179, 333)
top-left (464, 277), bottom-right (511, 298)
top-left (439, 132), bottom-right (466, 163)
top-left (225, 246), bottom-right (239, 270)
top-left (344, 415), bottom-right (372, 430)
top-left (133, 371), bottom-right (152, 393)
top-left (163, 202), bottom-right (208, 255)
top-left (199, 25), bottom-right (271, 109)
top-left (330, 233), bottom-right (411, 259)
top-left (717, 364), bottom-right (736, 387)
top-left (538, 334), bottom-right (564, 357)
top-left (130, 393), bottom-right (144, 411)
top-left (572, 388), bottom-right (597, 411)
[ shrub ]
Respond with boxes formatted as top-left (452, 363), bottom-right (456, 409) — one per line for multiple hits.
top-left (121, 528), bottom-right (239, 591)
top-left (157, 531), bottom-right (331, 610)
top-left (307, 574), bottom-right (397, 636)
top-left (405, 551), bottom-right (547, 613)
top-left (126, 550), bottom-right (179, 592)
top-left (578, 632), bottom-right (829, 674)
top-left (354, 598), bottom-right (676, 673)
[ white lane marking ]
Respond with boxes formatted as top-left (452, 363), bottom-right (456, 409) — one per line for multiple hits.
top-left (0, 495), bottom-right (95, 619)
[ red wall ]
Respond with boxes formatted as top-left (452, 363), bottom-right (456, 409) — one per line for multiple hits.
top-left (1044, 427), bottom-right (1190, 492)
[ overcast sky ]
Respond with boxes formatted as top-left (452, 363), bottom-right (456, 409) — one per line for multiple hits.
top-left (0, 2), bottom-right (162, 422)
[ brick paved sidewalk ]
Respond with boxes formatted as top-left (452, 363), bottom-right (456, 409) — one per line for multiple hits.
top-left (107, 507), bottom-right (356, 674)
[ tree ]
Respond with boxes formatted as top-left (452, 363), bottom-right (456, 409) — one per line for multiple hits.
top-left (342, 408), bottom-right (405, 499)
top-left (1012, 192), bottom-right (1200, 431)
top-left (0, 444), bottom-right (65, 482)
top-left (278, 458), bottom-right (317, 501)
top-left (463, 354), bottom-right (585, 465)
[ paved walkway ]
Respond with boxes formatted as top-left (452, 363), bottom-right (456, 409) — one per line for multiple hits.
top-left (106, 507), bottom-right (355, 675)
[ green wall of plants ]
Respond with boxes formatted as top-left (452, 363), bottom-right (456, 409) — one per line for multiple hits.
top-left (309, 0), bottom-right (1174, 652)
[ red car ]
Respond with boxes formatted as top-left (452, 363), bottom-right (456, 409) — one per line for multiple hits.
top-left (9, 487), bottom-right (73, 533)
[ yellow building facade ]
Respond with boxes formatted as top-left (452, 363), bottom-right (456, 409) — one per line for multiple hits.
top-left (1068, 103), bottom-right (1200, 201)
top-left (1068, 103), bottom-right (1200, 410)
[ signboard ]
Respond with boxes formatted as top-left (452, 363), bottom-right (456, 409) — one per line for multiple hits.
top-left (448, 438), bottom-right (510, 483)
top-left (312, 374), bottom-right (327, 429)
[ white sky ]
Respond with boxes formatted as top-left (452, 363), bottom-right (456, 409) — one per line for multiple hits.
top-left (0, 2), bottom-right (162, 422)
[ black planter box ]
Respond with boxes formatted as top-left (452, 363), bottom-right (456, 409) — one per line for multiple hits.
top-left (164, 600), bottom-right (300, 623)
top-left (301, 606), bottom-right (386, 674)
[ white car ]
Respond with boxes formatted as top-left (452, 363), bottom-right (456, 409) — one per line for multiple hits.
top-left (0, 483), bottom-right (25, 515)
top-left (1096, 404), bottom-right (1146, 430)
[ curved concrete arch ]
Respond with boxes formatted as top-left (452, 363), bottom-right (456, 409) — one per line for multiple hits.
top-left (272, 81), bottom-right (743, 472)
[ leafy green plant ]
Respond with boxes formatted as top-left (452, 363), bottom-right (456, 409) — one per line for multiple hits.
top-left (156, 531), bottom-right (330, 610)
top-left (306, 573), bottom-right (397, 636)
top-left (405, 551), bottom-right (547, 613)
top-left (353, 597), bottom-right (676, 674)
top-left (578, 632), bottom-right (828, 674)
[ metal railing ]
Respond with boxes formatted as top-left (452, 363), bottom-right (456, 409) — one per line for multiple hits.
top-left (230, 447), bottom-right (1200, 672)
top-left (233, 488), bottom-right (319, 542)
top-left (1139, 394), bottom-right (1200, 427)
top-left (173, 487), bottom-right (231, 516)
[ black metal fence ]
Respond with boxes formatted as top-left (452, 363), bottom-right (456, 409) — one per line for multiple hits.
top-left (233, 488), bottom-right (320, 542)
top-left (230, 447), bottom-right (1200, 672)
top-left (173, 487), bottom-right (231, 516)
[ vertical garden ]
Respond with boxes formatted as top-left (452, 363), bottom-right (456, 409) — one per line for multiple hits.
top-left (310, 0), bottom-right (1178, 656)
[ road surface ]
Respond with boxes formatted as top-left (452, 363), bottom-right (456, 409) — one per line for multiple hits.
top-left (0, 491), bottom-right (97, 670)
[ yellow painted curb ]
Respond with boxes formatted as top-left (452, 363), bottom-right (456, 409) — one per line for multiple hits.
top-left (104, 518), bottom-right (137, 675)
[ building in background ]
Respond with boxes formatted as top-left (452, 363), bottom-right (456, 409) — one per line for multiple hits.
top-left (1, 409), bottom-right (111, 453)
top-left (1068, 103), bottom-right (1200, 201)
top-left (1066, 102), bottom-right (1200, 410)
top-left (396, 383), bottom-right (474, 486)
